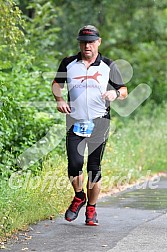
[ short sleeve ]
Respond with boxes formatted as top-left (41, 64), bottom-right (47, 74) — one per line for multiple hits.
top-left (108, 62), bottom-right (126, 90)
top-left (54, 58), bottom-right (67, 88)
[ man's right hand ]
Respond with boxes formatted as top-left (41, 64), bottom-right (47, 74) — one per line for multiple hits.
top-left (57, 100), bottom-right (71, 114)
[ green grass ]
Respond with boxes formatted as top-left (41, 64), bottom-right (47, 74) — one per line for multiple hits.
top-left (0, 105), bottom-right (166, 241)
top-left (0, 155), bottom-right (73, 241)
top-left (102, 105), bottom-right (166, 191)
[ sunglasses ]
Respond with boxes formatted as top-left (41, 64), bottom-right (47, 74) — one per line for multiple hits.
top-left (79, 40), bottom-right (97, 44)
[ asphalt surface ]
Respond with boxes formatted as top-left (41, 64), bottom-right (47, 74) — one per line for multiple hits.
top-left (3, 176), bottom-right (167, 252)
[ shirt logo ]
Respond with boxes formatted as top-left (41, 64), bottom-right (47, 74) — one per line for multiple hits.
top-left (73, 71), bottom-right (102, 84)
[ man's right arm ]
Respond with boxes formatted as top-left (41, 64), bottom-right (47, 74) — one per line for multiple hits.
top-left (52, 81), bottom-right (71, 114)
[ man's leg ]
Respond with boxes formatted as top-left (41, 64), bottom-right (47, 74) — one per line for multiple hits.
top-left (85, 141), bottom-right (106, 225)
top-left (86, 115), bottom-right (110, 214)
top-left (70, 173), bottom-right (84, 192)
top-left (87, 179), bottom-right (101, 205)
top-left (65, 129), bottom-right (86, 221)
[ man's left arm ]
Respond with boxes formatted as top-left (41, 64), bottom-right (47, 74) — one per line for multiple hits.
top-left (102, 87), bottom-right (128, 101)
top-left (102, 61), bottom-right (128, 101)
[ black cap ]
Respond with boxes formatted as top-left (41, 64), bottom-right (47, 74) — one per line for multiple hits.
top-left (77, 25), bottom-right (100, 41)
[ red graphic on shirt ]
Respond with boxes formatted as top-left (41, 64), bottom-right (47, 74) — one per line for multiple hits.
top-left (73, 71), bottom-right (102, 83)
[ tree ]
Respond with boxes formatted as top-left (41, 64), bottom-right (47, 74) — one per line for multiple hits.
top-left (0, 0), bottom-right (24, 50)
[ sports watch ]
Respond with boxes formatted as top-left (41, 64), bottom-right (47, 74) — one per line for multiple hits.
top-left (115, 90), bottom-right (120, 98)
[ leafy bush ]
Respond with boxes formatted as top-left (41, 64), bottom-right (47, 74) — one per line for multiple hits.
top-left (0, 86), bottom-right (55, 178)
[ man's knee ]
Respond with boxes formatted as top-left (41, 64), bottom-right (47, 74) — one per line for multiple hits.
top-left (68, 159), bottom-right (84, 177)
top-left (88, 170), bottom-right (101, 183)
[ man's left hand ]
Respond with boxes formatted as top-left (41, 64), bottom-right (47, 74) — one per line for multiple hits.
top-left (101, 90), bottom-right (117, 101)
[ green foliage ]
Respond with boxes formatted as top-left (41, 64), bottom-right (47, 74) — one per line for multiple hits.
top-left (131, 41), bottom-right (167, 104)
top-left (0, 86), bottom-right (55, 177)
top-left (0, 0), bottom-right (24, 51)
top-left (24, 1), bottom-right (61, 64)
top-left (0, 0), bottom-right (61, 178)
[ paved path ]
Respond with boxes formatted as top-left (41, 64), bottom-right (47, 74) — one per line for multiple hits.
top-left (3, 176), bottom-right (167, 252)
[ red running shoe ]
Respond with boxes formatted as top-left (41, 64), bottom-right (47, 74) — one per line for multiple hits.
top-left (85, 206), bottom-right (99, 226)
top-left (65, 193), bottom-right (86, 222)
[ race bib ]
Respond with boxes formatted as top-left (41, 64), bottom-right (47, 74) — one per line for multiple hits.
top-left (73, 120), bottom-right (95, 137)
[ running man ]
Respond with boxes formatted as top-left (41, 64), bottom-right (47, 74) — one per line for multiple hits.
top-left (52, 25), bottom-right (128, 225)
